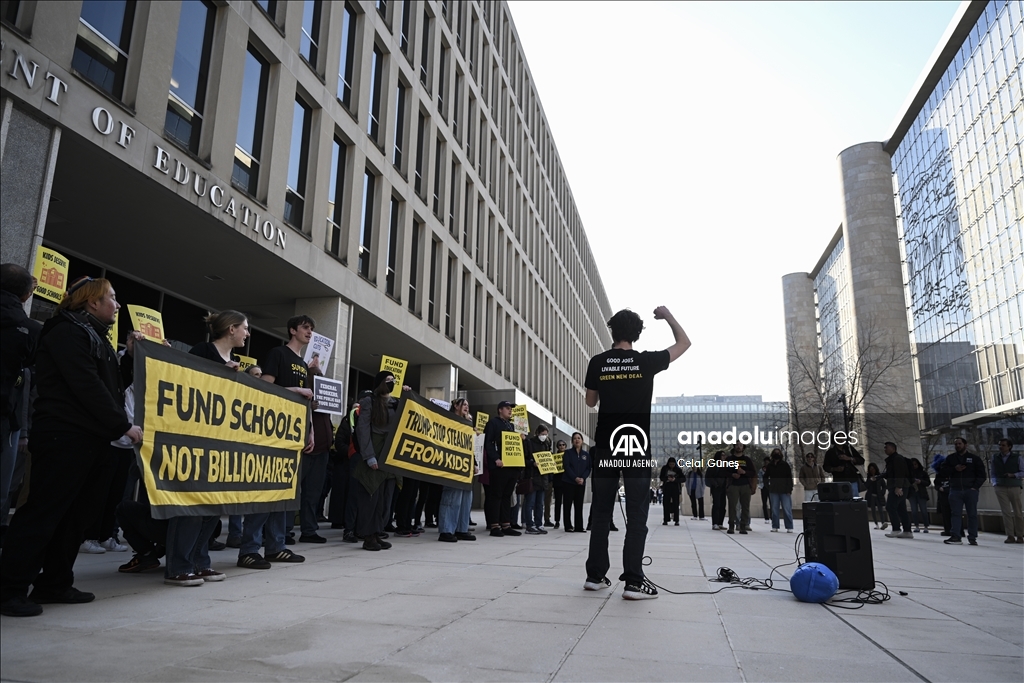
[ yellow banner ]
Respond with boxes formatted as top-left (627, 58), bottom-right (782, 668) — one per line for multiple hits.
top-left (380, 393), bottom-right (475, 489)
top-left (511, 404), bottom-right (529, 434)
top-left (475, 411), bottom-right (489, 433)
top-left (501, 432), bottom-right (525, 468)
top-left (32, 246), bottom-right (69, 304)
top-left (552, 450), bottom-right (564, 474)
top-left (128, 304), bottom-right (166, 342)
top-left (533, 450), bottom-right (557, 475)
top-left (380, 355), bottom-right (408, 398)
top-left (134, 342), bottom-right (307, 518)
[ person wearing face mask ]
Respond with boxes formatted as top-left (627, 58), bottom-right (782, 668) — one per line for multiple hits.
top-left (1, 277), bottom-right (142, 617)
top-left (522, 425), bottom-right (551, 534)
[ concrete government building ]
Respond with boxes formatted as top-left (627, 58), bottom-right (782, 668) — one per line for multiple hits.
top-left (783, 0), bottom-right (1023, 471)
top-left (0, 0), bottom-right (614, 440)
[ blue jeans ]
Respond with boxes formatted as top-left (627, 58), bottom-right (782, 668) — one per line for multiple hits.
top-left (239, 510), bottom-right (287, 557)
top-left (227, 515), bottom-right (242, 540)
top-left (164, 515), bottom-right (218, 577)
top-left (949, 488), bottom-right (979, 541)
top-left (769, 492), bottom-right (793, 530)
top-left (438, 486), bottom-right (473, 534)
top-left (523, 488), bottom-right (544, 528)
top-left (908, 496), bottom-right (929, 528)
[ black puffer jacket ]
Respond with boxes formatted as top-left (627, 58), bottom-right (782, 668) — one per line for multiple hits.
top-left (30, 310), bottom-right (129, 441)
top-left (0, 289), bottom-right (40, 422)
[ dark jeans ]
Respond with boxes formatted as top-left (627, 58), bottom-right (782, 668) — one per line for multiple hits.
top-left (239, 511), bottom-right (287, 557)
top-left (688, 492), bottom-right (705, 519)
top-left (523, 488), bottom-right (544, 528)
top-left (563, 480), bottom-right (585, 530)
top-left (328, 454), bottom-right (350, 524)
top-left (866, 491), bottom-right (886, 524)
top-left (727, 486), bottom-right (752, 529)
top-left (116, 500), bottom-right (167, 557)
top-left (760, 487), bottom-right (771, 520)
top-left (937, 489), bottom-right (951, 532)
top-left (165, 516), bottom-right (218, 577)
top-left (710, 486), bottom-right (727, 526)
top-left (0, 432), bottom-right (117, 601)
top-left (485, 467), bottom-right (519, 526)
top-left (886, 490), bottom-right (911, 532)
top-left (587, 474), bottom-right (648, 584)
top-left (394, 477), bottom-right (423, 531)
top-left (298, 450), bottom-right (329, 536)
top-left (948, 488), bottom-right (979, 541)
top-left (663, 494), bottom-right (679, 523)
top-left (908, 495), bottom-right (929, 528)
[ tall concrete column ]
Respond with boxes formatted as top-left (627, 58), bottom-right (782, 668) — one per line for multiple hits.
top-left (419, 363), bottom-right (458, 402)
top-left (781, 272), bottom-right (818, 456)
top-left (837, 142), bottom-right (921, 459)
top-left (0, 100), bottom-right (60, 269)
top-left (295, 297), bottom-right (353, 387)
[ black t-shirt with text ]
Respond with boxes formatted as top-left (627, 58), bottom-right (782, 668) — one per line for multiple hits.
top-left (585, 348), bottom-right (670, 451)
top-left (262, 345), bottom-right (308, 389)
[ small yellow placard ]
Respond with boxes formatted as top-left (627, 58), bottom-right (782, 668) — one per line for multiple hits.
top-left (533, 450), bottom-right (557, 475)
top-left (380, 355), bottom-right (408, 398)
top-left (501, 432), bottom-right (525, 468)
top-left (128, 305), bottom-right (166, 342)
top-left (32, 246), bottom-right (70, 304)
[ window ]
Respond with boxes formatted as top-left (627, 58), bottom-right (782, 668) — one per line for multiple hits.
top-left (386, 197), bottom-right (401, 297)
top-left (460, 270), bottom-right (469, 348)
top-left (393, 83), bottom-right (406, 168)
top-left (419, 10), bottom-right (431, 89)
top-left (72, 0), bottom-right (136, 98)
top-left (165, 0), bottom-right (215, 153)
top-left (358, 170), bottom-right (376, 278)
top-left (438, 46), bottom-right (448, 116)
top-left (368, 45), bottom-right (384, 141)
top-left (255, 0), bottom-right (277, 20)
top-left (232, 45), bottom-right (269, 197)
top-left (414, 111), bottom-right (426, 195)
top-left (375, 0), bottom-right (387, 19)
top-left (2, 1), bottom-right (22, 26)
top-left (327, 137), bottom-right (347, 258)
top-left (408, 220), bottom-right (421, 311)
top-left (449, 161), bottom-right (457, 230)
top-left (428, 239), bottom-right (439, 325)
top-left (445, 253), bottom-right (455, 338)
top-left (399, 0), bottom-right (411, 53)
top-left (337, 3), bottom-right (356, 106)
top-left (433, 138), bottom-right (442, 215)
top-left (300, 0), bottom-right (321, 66)
top-left (453, 73), bottom-right (462, 140)
top-left (284, 97), bottom-right (312, 230)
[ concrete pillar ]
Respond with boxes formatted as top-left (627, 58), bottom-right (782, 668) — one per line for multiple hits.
top-left (0, 100), bottom-right (60, 269)
top-left (837, 142), bottom-right (921, 460)
top-left (295, 296), bottom-right (353, 386)
top-left (781, 271), bottom-right (819, 457)
top-left (419, 363), bottom-right (457, 401)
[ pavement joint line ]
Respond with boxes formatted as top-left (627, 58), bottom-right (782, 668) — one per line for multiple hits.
top-left (546, 575), bottom-right (616, 683)
top-left (899, 593), bottom-right (1024, 649)
top-left (824, 607), bottom-right (933, 683)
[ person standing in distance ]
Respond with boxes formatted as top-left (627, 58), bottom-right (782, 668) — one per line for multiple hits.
top-left (583, 307), bottom-right (690, 600)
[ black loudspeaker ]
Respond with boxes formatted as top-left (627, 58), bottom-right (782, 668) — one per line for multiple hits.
top-left (802, 501), bottom-right (874, 590)
top-left (817, 482), bottom-right (854, 501)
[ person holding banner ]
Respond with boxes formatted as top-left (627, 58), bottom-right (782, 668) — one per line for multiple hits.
top-left (483, 401), bottom-right (524, 537)
top-left (437, 398), bottom-right (477, 542)
top-left (355, 371), bottom-right (413, 550)
top-left (1, 277), bottom-right (142, 617)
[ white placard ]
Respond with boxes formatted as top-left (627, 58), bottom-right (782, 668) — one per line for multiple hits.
top-left (304, 332), bottom-right (334, 370)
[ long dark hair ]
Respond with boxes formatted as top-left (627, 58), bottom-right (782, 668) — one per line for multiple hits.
top-left (867, 462), bottom-right (880, 477)
top-left (908, 457), bottom-right (923, 471)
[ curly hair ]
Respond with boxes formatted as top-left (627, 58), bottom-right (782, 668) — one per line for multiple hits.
top-left (607, 309), bottom-right (644, 344)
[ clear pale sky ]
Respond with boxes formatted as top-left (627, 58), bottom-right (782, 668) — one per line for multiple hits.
top-left (506, 1), bottom-right (962, 402)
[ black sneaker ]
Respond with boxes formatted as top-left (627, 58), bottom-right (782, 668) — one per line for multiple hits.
top-left (944, 536), bottom-right (962, 544)
top-left (489, 527), bottom-right (504, 537)
top-left (553, 522), bottom-right (560, 529)
top-left (267, 549), bottom-right (305, 563)
top-left (284, 536), bottom-right (296, 545)
top-left (29, 587), bottom-right (95, 604)
top-left (455, 532), bottom-right (476, 541)
top-left (584, 576), bottom-right (611, 591)
top-left (208, 539), bottom-right (227, 551)
top-left (438, 533), bottom-right (458, 542)
top-left (727, 527), bottom-right (735, 534)
top-left (377, 539), bottom-right (392, 550)
top-left (299, 534), bottom-right (327, 544)
top-left (237, 553), bottom-right (271, 569)
top-left (622, 579), bottom-right (659, 600)
top-left (362, 537), bottom-right (381, 551)
top-left (502, 527), bottom-right (522, 536)
top-left (225, 536), bottom-right (242, 548)
top-left (525, 527), bottom-right (542, 534)
top-left (342, 531), bottom-right (358, 543)
top-left (1, 595), bottom-right (43, 617)
top-left (118, 554), bottom-right (161, 573)
top-left (968, 539), bottom-right (978, 546)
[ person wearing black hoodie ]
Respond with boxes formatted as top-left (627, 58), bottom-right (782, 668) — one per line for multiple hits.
top-left (0, 264), bottom-right (40, 543)
top-left (942, 437), bottom-right (987, 545)
top-left (0, 277), bottom-right (142, 617)
top-left (659, 458), bottom-right (683, 525)
top-left (883, 442), bottom-right (913, 539)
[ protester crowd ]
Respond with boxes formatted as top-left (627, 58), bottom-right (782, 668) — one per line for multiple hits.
top-left (1, 264), bottom-right (1021, 618)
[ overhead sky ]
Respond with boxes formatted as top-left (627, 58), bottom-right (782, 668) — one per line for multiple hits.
top-left (506, 1), bottom-right (962, 402)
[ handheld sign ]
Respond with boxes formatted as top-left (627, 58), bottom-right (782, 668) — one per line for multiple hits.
top-left (107, 308), bottom-right (118, 349)
top-left (132, 341), bottom-right (307, 519)
top-left (511, 404), bottom-right (529, 434)
top-left (501, 432), bottom-right (525, 468)
top-left (128, 305), bottom-right (166, 342)
top-left (379, 355), bottom-right (408, 398)
top-left (378, 393), bottom-right (476, 489)
top-left (533, 450), bottom-right (557, 475)
top-left (474, 412), bottom-right (488, 433)
top-left (313, 376), bottom-right (344, 415)
top-left (32, 246), bottom-right (69, 304)
top-left (552, 450), bottom-right (564, 474)
top-left (304, 332), bottom-right (334, 370)
top-left (237, 355), bottom-right (257, 372)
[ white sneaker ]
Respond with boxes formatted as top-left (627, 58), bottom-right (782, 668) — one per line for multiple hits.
top-left (79, 540), bottom-right (106, 554)
top-left (770, 528), bottom-right (779, 532)
top-left (787, 529), bottom-right (793, 533)
top-left (584, 576), bottom-right (611, 591)
top-left (100, 538), bottom-right (129, 552)
top-left (884, 531), bottom-right (901, 538)
top-left (897, 531), bottom-right (914, 539)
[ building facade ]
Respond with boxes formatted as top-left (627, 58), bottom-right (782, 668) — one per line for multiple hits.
top-left (651, 395), bottom-right (789, 464)
top-left (0, 0), bottom-right (613, 439)
top-left (783, 0), bottom-right (1023, 466)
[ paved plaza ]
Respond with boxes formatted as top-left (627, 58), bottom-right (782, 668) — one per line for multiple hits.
top-left (1, 505), bottom-right (1021, 683)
